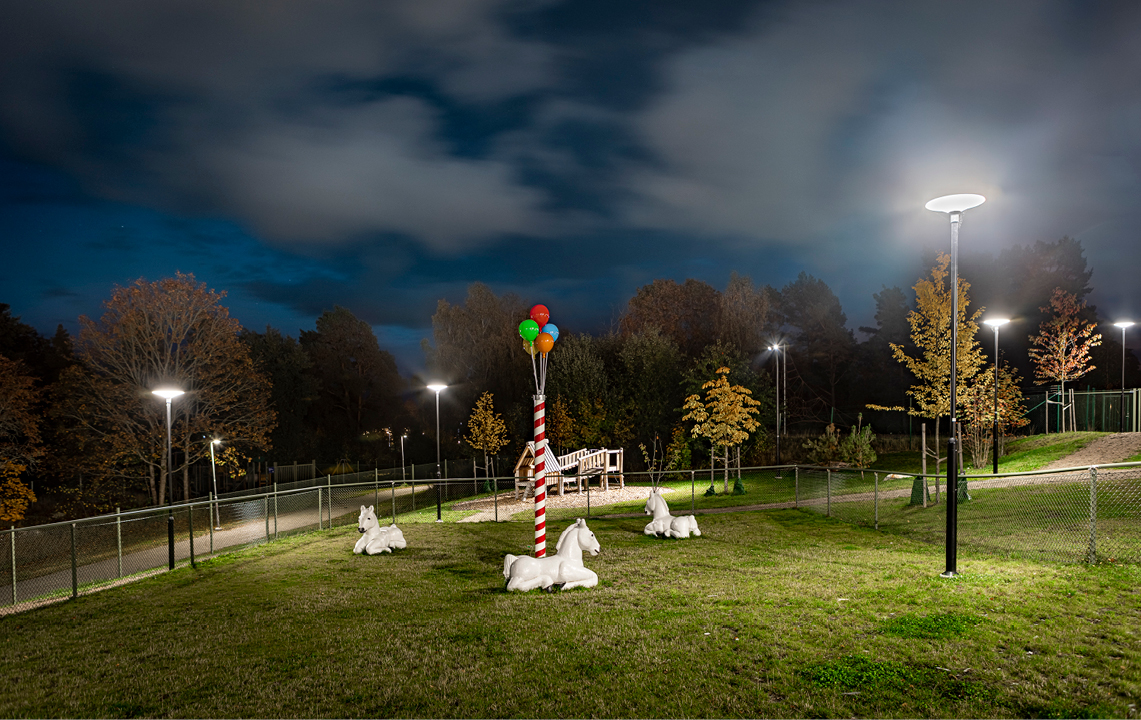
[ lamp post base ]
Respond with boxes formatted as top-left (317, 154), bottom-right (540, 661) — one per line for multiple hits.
top-left (939, 570), bottom-right (958, 578)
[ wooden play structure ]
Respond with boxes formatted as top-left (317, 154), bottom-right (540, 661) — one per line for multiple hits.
top-left (513, 444), bottom-right (625, 500)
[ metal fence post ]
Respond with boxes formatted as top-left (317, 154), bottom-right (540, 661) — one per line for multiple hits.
top-left (826, 469), bottom-right (831, 517)
top-left (209, 493), bottom-right (214, 555)
top-left (264, 496), bottom-right (270, 542)
top-left (874, 472), bottom-right (879, 530)
top-left (1088, 466), bottom-right (1098, 564)
top-left (374, 470), bottom-right (378, 510)
top-left (795, 467), bottom-right (799, 508)
top-left (274, 483), bottom-right (279, 540)
top-left (691, 470), bottom-right (695, 513)
top-left (318, 487), bottom-right (323, 530)
top-left (326, 474), bottom-right (332, 528)
top-left (10, 526), bottom-right (16, 606)
top-left (391, 481), bottom-right (396, 524)
top-left (116, 506), bottom-right (123, 578)
top-left (494, 477), bottom-right (498, 522)
top-left (189, 503), bottom-right (196, 568)
top-left (70, 523), bottom-right (78, 599)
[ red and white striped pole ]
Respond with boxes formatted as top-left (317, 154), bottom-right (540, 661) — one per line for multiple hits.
top-left (533, 393), bottom-right (547, 557)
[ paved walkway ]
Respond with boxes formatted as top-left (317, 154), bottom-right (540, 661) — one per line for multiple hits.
top-left (3, 484), bottom-right (431, 615)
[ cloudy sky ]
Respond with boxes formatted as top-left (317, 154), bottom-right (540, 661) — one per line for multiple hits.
top-left (2, 0), bottom-right (1140, 373)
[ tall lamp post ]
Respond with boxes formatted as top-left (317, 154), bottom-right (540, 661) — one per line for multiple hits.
top-left (208, 438), bottom-right (222, 529)
top-left (400, 433), bottom-right (407, 482)
top-left (769, 344), bottom-right (782, 473)
top-left (427, 384), bottom-right (447, 522)
top-left (983, 318), bottom-right (1009, 474)
top-left (153, 387), bottom-right (185, 570)
top-left (1115, 321), bottom-right (1134, 432)
top-left (925, 192), bottom-right (986, 578)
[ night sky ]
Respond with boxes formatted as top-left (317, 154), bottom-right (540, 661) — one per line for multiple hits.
top-left (2, 0), bottom-right (1140, 374)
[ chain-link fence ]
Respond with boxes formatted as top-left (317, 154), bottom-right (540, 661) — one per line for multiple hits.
top-left (4, 462), bottom-right (1140, 615)
top-left (795, 463), bottom-right (1141, 564)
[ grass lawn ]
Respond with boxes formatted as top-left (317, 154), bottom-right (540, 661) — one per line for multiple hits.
top-left (870, 432), bottom-right (1109, 476)
top-left (2, 510), bottom-right (1138, 718)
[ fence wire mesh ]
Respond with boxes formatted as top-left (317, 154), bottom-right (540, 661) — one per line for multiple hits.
top-left (5, 462), bottom-right (1141, 615)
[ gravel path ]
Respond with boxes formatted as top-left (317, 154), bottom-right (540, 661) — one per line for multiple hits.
top-left (1039, 432), bottom-right (1141, 470)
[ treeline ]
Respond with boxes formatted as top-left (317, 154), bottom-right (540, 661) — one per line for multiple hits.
top-left (1, 236), bottom-right (1136, 523)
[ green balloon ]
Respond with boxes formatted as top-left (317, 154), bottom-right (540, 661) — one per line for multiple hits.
top-left (519, 319), bottom-right (540, 342)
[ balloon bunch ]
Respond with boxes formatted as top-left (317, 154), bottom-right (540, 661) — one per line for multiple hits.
top-left (518, 304), bottom-right (558, 394)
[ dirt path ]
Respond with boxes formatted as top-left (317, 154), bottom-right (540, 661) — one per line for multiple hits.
top-left (1039, 432), bottom-right (1141, 470)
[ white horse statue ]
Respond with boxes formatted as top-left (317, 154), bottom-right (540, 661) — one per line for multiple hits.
top-left (503, 518), bottom-right (601, 592)
top-left (644, 488), bottom-right (701, 539)
top-left (354, 505), bottom-right (407, 555)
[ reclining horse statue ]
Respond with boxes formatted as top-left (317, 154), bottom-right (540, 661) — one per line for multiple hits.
top-left (644, 488), bottom-right (701, 539)
top-left (503, 518), bottom-right (601, 592)
top-left (354, 505), bottom-right (407, 555)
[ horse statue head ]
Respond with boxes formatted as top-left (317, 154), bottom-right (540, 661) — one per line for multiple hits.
top-left (645, 488), bottom-right (670, 519)
top-left (357, 505), bottom-right (379, 534)
top-left (556, 518), bottom-right (601, 558)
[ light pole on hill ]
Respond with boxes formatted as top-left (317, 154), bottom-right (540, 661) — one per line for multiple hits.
top-left (427, 384), bottom-right (447, 522)
top-left (983, 318), bottom-right (1009, 474)
top-left (153, 387), bottom-right (185, 570)
top-left (209, 438), bottom-right (222, 529)
top-left (1115, 321), bottom-right (1134, 432)
top-left (769, 344), bottom-right (783, 474)
top-left (925, 193), bottom-right (986, 578)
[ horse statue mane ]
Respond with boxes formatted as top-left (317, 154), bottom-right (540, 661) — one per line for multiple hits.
top-left (643, 488), bottom-right (702, 539)
top-left (354, 505), bottom-right (407, 555)
top-left (503, 518), bottom-right (601, 592)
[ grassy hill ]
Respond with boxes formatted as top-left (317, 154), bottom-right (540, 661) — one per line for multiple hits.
top-left (1, 510), bottom-right (1137, 718)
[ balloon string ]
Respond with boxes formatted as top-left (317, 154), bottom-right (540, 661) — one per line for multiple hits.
top-left (530, 343), bottom-right (540, 394)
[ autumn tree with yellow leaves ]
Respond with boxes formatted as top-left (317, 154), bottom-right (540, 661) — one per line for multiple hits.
top-left (682, 366), bottom-right (760, 495)
top-left (871, 253), bottom-right (987, 479)
top-left (465, 391), bottom-right (508, 484)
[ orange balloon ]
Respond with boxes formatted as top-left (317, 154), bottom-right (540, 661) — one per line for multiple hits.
top-left (535, 332), bottom-right (554, 354)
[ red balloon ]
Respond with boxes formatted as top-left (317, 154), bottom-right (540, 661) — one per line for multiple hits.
top-left (535, 332), bottom-right (554, 354)
top-left (530, 304), bottom-right (550, 327)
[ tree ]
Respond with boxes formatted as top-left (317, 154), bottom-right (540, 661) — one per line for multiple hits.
top-left (466, 392), bottom-right (508, 484)
top-left (302, 307), bottom-right (404, 462)
top-left (617, 326), bottom-right (683, 458)
top-left (959, 365), bottom-right (1029, 468)
top-left (242, 326), bottom-right (316, 463)
top-left (425, 283), bottom-right (532, 450)
top-left (620, 278), bottom-right (721, 358)
top-left (55, 274), bottom-right (275, 508)
top-left (880, 254), bottom-right (986, 478)
top-left (780, 272), bottom-right (857, 422)
top-left (716, 272), bottom-right (777, 359)
top-left (0, 355), bottom-right (41, 522)
top-left (545, 396), bottom-right (576, 457)
top-left (1028, 288), bottom-right (1102, 432)
top-left (682, 366), bottom-right (760, 494)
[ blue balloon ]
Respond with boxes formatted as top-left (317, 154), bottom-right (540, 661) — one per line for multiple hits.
top-left (541, 323), bottom-right (559, 343)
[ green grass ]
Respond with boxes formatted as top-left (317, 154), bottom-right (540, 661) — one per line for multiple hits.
top-left (869, 432), bottom-right (1110, 476)
top-left (2, 510), bottom-right (1139, 718)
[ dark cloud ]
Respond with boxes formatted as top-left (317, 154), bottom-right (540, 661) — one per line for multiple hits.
top-left (2, 0), bottom-right (1140, 370)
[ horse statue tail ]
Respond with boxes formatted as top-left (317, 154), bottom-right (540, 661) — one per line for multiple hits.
top-left (503, 554), bottom-right (518, 579)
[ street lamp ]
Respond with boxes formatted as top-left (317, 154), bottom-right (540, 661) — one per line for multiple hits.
top-left (926, 192), bottom-right (986, 578)
top-left (768, 345), bottom-right (783, 474)
top-left (400, 433), bottom-right (407, 482)
top-left (983, 318), bottom-right (1009, 474)
top-left (208, 438), bottom-right (222, 529)
top-left (1115, 321), bottom-right (1134, 432)
top-left (427, 383), bottom-right (447, 522)
top-left (153, 387), bottom-right (184, 571)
